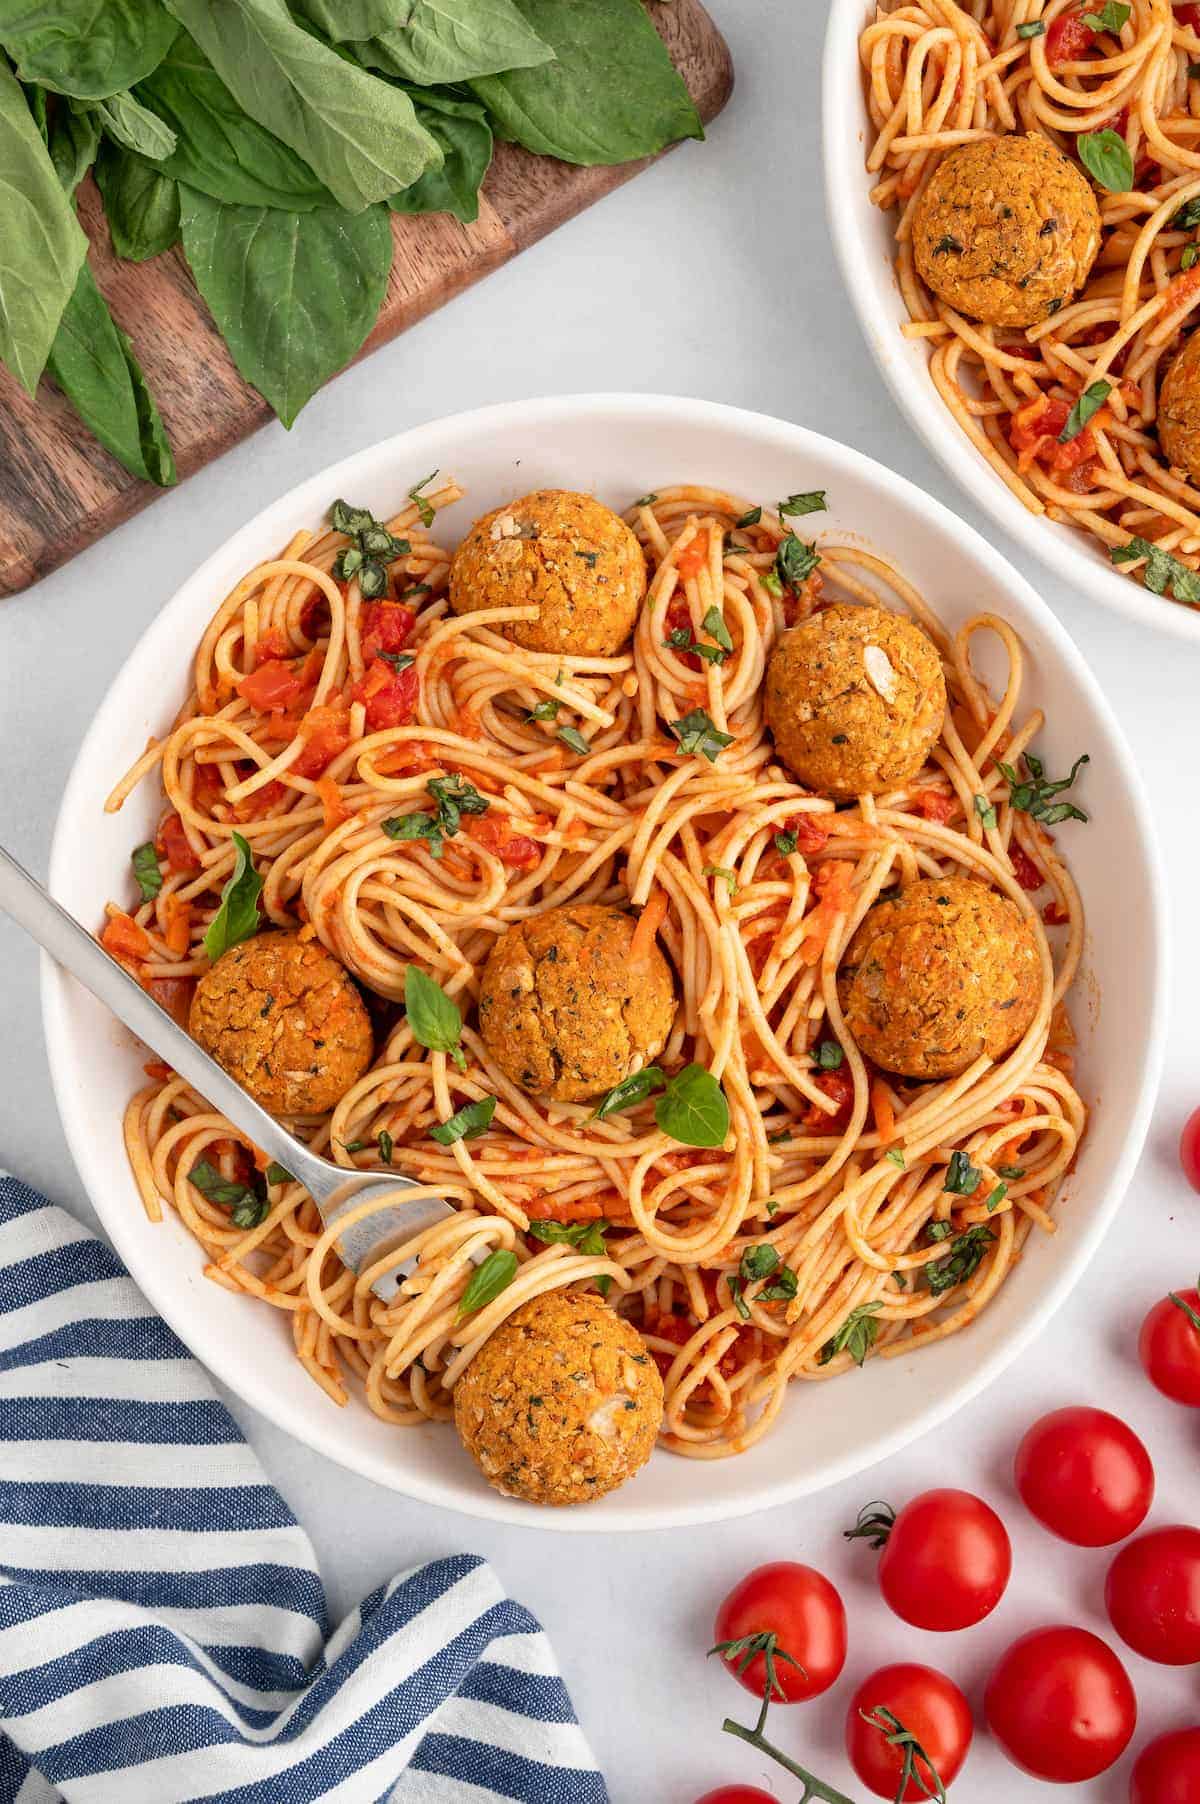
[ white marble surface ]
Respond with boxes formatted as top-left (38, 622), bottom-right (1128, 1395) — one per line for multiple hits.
top-left (2, 7), bottom-right (1199, 1799)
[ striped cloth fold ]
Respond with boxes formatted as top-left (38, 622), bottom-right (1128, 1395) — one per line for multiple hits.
top-left (0, 1172), bottom-right (607, 1804)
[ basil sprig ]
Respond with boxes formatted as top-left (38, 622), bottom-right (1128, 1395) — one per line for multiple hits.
top-left (404, 965), bottom-right (467, 1071)
top-left (188, 1158), bottom-right (268, 1229)
top-left (1078, 128), bottom-right (1134, 193)
top-left (1059, 379), bottom-right (1111, 442)
top-left (458, 1247), bottom-right (517, 1316)
top-left (203, 832), bottom-right (262, 961)
top-left (330, 498), bottom-right (410, 599)
top-left (384, 773), bottom-right (489, 857)
top-left (668, 708), bottom-right (734, 762)
top-left (925, 1223), bottom-right (997, 1297)
top-left (1111, 537), bottom-right (1200, 605)
top-left (594, 1066), bottom-right (666, 1120)
top-left (430, 1094), bottom-right (496, 1145)
top-left (654, 1063), bottom-right (729, 1148)
top-left (132, 841), bottom-right (163, 902)
top-left (819, 1300), bottom-right (883, 1367)
top-left (778, 491), bottom-right (826, 518)
top-left (407, 470), bottom-right (438, 528)
top-left (997, 750), bottom-right (1090, 825)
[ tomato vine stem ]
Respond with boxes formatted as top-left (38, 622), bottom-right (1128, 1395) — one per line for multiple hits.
top-left (720, 1713), bottom-right (859, 1804)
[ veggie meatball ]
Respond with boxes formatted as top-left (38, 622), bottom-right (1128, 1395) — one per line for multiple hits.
top-left (449, 488), bottom-right (646, 657)
top-left (838, 876), bottom-right (1040, 1080)
top-left (912, 135), bottom-right (1101, 328)
top-left (764, 604), bottom-right (946, 799)
top-left (478, 903), bottom-right (676, 1102)
top-left (189, 929), bottom-right (373, 1115)
top-left (454, 1290), bottom-right (664, 1505)
top-left (1157, 330), bottom-right (1200, 482)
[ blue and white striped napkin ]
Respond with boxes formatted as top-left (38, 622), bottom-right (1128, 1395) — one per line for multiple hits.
top-left (0, 1171), bottom-right (607, 1804)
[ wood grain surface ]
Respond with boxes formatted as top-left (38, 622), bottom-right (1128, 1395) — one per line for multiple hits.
top-left (0, 1), bottom-right (732, 597)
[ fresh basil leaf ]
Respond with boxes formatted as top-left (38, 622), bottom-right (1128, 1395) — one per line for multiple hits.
top-left (943, 1148), bottom-right (981, 1196)
top-left (352, 0), bottom-right (553, 84)
top-left (188, 1157), bottom-right (268, 1227)
top-left (739, 1243), bottom-right (780, 1282)
top-left (131, 841), bottom-right (162, 901)
top-left (377, 1127), bottom-right (393, 1164)
top-left (1016, 18), bottom-right (1044, 34)
top-left (734, 506), bottom-right (761, 527)
top-left (760, 1264), bottom-right (798, 1302)
top-left (0, 61), bottom-right (88, 394)
top-left (526, 698), bottom-right (560, 722)
top-left (655, 1063), bottom-right (729, 1149)
top-left (1182, 243), bottom-right (1200, 271)
top-left (404, 964), bottom-right (467, 1069)
top-left (814, 1040), bottom-right (843, 1070)
top-left (702, 604), bottom-right (733, 652)
top-left (1082, 1), bottom-right (1130, 31)
top-left (471, 0), bottom-right (702, 166)
top-left (458, 1245), bottom-right (517, 1314)
top-left (43, 97), bottom-right (100, 191)
top-left (997, 751), bottom-right (1090, 824)
top-left (776, 533), bottom-right (820, 591)
top-left (265, 1161), bottom-right (292, 1185)
top-left (886, 1148), bottom-right (905, 1167)
top-left (779, 490), bottom-right (826, 517)
top-left (0, 0), bottom-right (178, 98)
top-left (431, 1093), bottom-right (497, 1144)
top-left (46, 260), bottom-right (177, 484)
top-left (427, 772), bottom-right (488, 836)
top-left (93, 87), bottom-right (176, 158)
top-left (925, 1223), bottom-right (996, 1297)
top-left (819, 1300), bottom-right (882, 1367)
top-left (95, 142), bottom-right (180, 257)
top-left (668, 708), bottom-right (733, 763)
top-left (1078, 127), bottom-right (1133, 193)
top-left (291, 0), bottom-right (408, 38)
top-left (557, 724), bottom-right (590, 755)
top-left (384, 810), bottom-right (443, 853)
top-left (203, 830), bottom-right (262, 960)
top-left (527, 1218), bottom-right (608, 1259)
top-left (774, 829), bottom-right (798, 856)
top-left (593, 1065), bottom-right (665, 1120)
top-left (163, 0), bottom-right (441, 212)
top-left (985, 1181), bottom-right (1007, 1213)
top-left (406, 469), bottom-right (438, 526)
top-left (179, 187), bottom-right (392, 426)
top-left (389, 89), bottom-right (492, 224)
top-left (974, 793), bottom-right (998, 830)
top-left (705, 864), bottom-right (737, 894)
top-left (1059, 378), bottom-right (1111, 442)
top-left (728, 1277), bottom-right (751, 1321)
top-left (1111, 536), bottom-right (1200, 606)
top-left (998, 1164), bottom-right (1026, 1180)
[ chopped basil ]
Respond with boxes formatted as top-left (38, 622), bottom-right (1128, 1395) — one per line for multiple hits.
top-left (655, 1063), bottom-right (730, 1148)
top-left (528, 1218), bottom-right (608, 1259)
top-left (819, 1300), bottom-right (883, 1367)
top-left (203, 832), bottom-right (262, 961)
top-left (1190, 61), bottom-right (1200, 78)
top-left (1016, 18), bottom-right (1045, 34)
top-left (378, 651), bottom-right (415, 672)
top-left (405, 965), bottom-right (468, 1072)
top-left (760, 1264), bottom-right (799, 1302)
top-left (734, 506), bottom-right (762, 528)
top-left (932, 234), bottom-right (963, 255)
top-left (985, 1181), bottom-right (1007, 1212)
top-left (739, 1243), bottom-right (780, 1282)
top-left (526, 698), bottom-right (561, 722)
top-left (632, 492), bottom-right (658, 508)
top-left (131, 841), bottom-right (163, 902)
top-left (705, 864), bottom-right (738, 894)
top-left (1059, 379), bottom-right (1111, 442)
top-left (925, 1223), bottom-right (997, 1296)
top-left (458, 1247), bottom-right (517, 1316)
top-left (774, 828), bottom-right (798, 856)
top-left (702, 604), bottom-right (734, 652)
top-left (728, 1278), bottom-right (751, 1321)
top-left (1173, 197), bottom-right (1200, 230)
top-left (384, 773), bottom-right (488, 858)
top-left (265, 1162), bottom-right (293, 1186)
top-left (331, 497), bottom-right (409, 596)
top-left (926, 1220), bottom-right (953, 1242)
top-left (1182, 244), bottom-right (1200, 271)
top-left (998, 1164), bottom-right (1026, 1179)
top-left (188, 1158), bottom-right (267, 1229)
top-left (1112, 537), bottom-right (1200, 606)
top-left (814, 1040), bottom-right (844, 1070)
top-left (668, 708), bottom-right (734, 762)
top-left (886, 1148), bottom-right (906, 1168)
top-left (377, 1129), bottom-right (394, 1165)
top-left (778, 490), bottom-right (826, 517)
top-left (1078, 128), bottom-right (1134, 193)
top-left (383, 812), bottom-right (444, 854)
top-left (775, 532), bottom-right (820, 592)
top-left (594, 1066), bottom-right (666, 1120)
top-left (557, 725), bottom-right (591, 755)
top-left (408, 470), bottom-right (438, 529)
top-left (1081, 2), bottom-right (1130, 32)
top-left (997, 750), bottom-right (1090, 825)
top-left (575, 550), bottom-right (598, 567)
top-left (944, 1148), bottom-right (982, 1196)
top-left (974, 793), bottom-right (998, 831)
top-left (430, 1094), bottom-right (496, 1145)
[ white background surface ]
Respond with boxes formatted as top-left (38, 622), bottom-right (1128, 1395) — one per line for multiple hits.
top-left (1, 7), bottom-right (1198, 1799)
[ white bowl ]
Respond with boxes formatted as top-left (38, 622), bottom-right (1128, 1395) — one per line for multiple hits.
top-left (43, 395), bottom-right (1168, 1531)
top-left (822, 0), bottom-right (1200, 643)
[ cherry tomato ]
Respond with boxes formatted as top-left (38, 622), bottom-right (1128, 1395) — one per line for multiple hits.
top-left (1140, 1285), bottom-right (1200, 1406)
top-left (872, 1488), bottom-right (1011, 1630)
top-left (1130, 1727), bottom-right (1200, 1804)
top-left (692, 1792), bottom-right (777, 1804)
top-left (985, 1625), bottom-right (1136, 1781)
top-left (1106, 1525), bottom-right (1200, 1665)
top-left (1181, 1105), bottom-right (1200, 1192)
top-left (1014, 1406), bottom-right (1155, 1545)
top-left (712, 1562), bottom-right (847, 1702)
top-left (846, 1664), bottom-right (972, 1801)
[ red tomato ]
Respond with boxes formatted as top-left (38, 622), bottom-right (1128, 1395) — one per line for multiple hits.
top-left (676, 531), bottom-right (710, 582)
top-left (350, 657), bottom-right (420, 732)
top-left (293, 705), bottom-right (352, 778)
top-left (463, 812), bottom-right (542, 870)
top-left (874, 1489), bottom-right (1011, 1631)
top-left (1106, 1525), bottom-right (1200, 1665)
top-left (712, 1562), bottom-right (847, 1703)
top-left (238, 657), bottom-right (308, 714)
top-left (664, 594), bottom-right (703, 670)
top-left (1010, 844), bottom-right (1044, 891)
top-left (155, 810), bottom-right (202, 875)
top-left (800, 1065), bottom-right (855, 1134)
top-left (1014, 1406), bottom-right (1155, 1545)
top-left (1139, 1285), bottom-right (1200, 1405)
top-left (692, 1792), bottom-right (777, 1804)
top-left (788, 814), bottom-right (830, 855)
top-left (846, 1664), bottom-right (972, 1800)
top-left (1046, 10), bottom-right (1097, 65)
top-left (1178, 4), bottom-right (1200, 32)
top-left (1181, 1106), bottom-right (1200, 1191)
top-left (360, 600), bottom-right (416, 664)
top-left (1131, 1727), bottom-right (1200, 1804)
top-left (985, 1626), bottom-right (1136, 1781)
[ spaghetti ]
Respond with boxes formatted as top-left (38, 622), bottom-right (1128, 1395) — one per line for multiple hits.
top-left (860, 0), bottom-right (1200, 610)
top-left (104, 475), bottom-right (1086, 1463)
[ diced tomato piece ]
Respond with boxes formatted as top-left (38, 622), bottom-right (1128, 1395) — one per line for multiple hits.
top-left (675, 531), bottom-right (710, 582)
top-left (360, 601), bottom-right (415, 664)
top-left (645, 1309), bottom-right (693, 1377)
top-left (238, 647), bottom-right (322, 715)
top-left (148, 977), bottom-right (195, 1027)
top-left (254, 628), bottom-right (290, 661)
top-left (463, 811), bottom-right (543, 869)
top-left (664, 594), bottom-right (702, 670)
top-left (102, 911), bottom-right (152, 965)
top-left (1178, 3), bottom-right (1200, 30)
top-left (1043, 899), bottom-right (1070, 925)
top-left (300, 592), bottom-right (331, 641)
top-left (1163, 263), bottom-right (1200, 312)
top-left (1046, 10), bottom-right (1096, 66)
top-left (373, 741), bottom-right (434, 776)
top-left (801, 1065), bottom-right (856, 1135)
top-left (161, 893), bottom-right (192, 956)
top-left (156, 810), bottom-right (202, 875)
top-left (910, 788), bottom-right (957, 823)
top-left (231, 778), bottom-right (286, 822)
top-left (783, 813), bottom-right (831, 856)
top-left (293, 705), bottom-right (352, 777)
top-left (191, 760), bottom-right (225, 814)
top-left (1010, 843), bottom-right (1044, 891)
top-left (799, 860), bottom-right (856, 966)
top-left (315, 775), bottom-right (348, 831)
top-left (350, 658), bottom-right (419, 732)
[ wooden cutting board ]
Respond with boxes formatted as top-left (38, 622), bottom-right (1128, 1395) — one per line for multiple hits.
top-left (0, 1), bottom-right (732, 596)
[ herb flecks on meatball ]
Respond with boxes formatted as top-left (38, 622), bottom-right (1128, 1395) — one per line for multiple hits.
top-left (189, 929), bottom-right (373, 1115)
top-left (838, 876), bottom-right (1041, 1080)
top-left (453, 1290), bottom-right (664, 1505)
top-left (449, 488), bottom-right (646, 657)
top-left (764, 604), bottom-right (946, 800)
top-left (477, 903), bottom-right (676, 1102)
top-left (912, 135), bottom-right (1102, 329)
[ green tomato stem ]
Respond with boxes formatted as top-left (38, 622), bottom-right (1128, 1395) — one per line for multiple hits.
top-left (721, 1715), bottom-right (859, 1804)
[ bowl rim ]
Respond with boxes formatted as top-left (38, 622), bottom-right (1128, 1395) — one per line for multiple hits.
top-left (42, 391), bottom-right (1171, 1531)
top-left (820, 0), bottom-right (1200, 644)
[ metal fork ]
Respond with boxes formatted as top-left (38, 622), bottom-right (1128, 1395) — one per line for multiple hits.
top-left (0, 844), bottom-right (455, 1301)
